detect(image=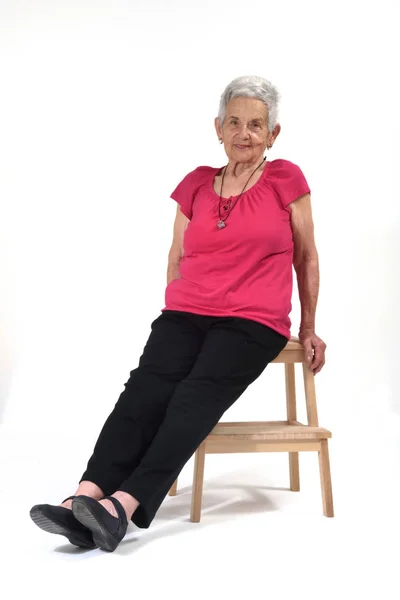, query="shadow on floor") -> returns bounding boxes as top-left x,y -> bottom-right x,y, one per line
54,467 -> 296,556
